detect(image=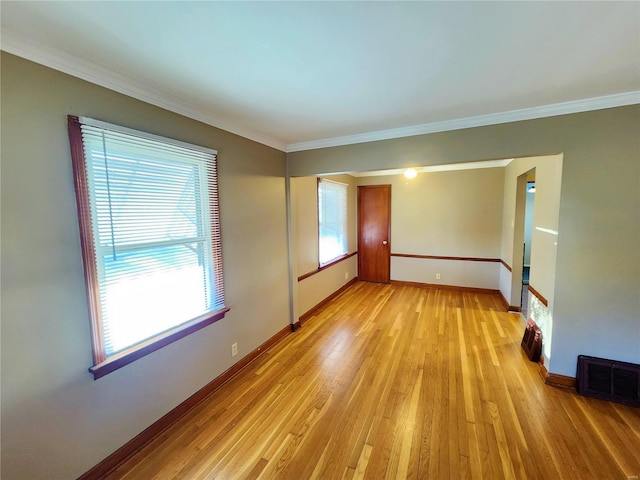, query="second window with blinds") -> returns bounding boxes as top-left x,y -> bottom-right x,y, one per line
318,178 -> 348,266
